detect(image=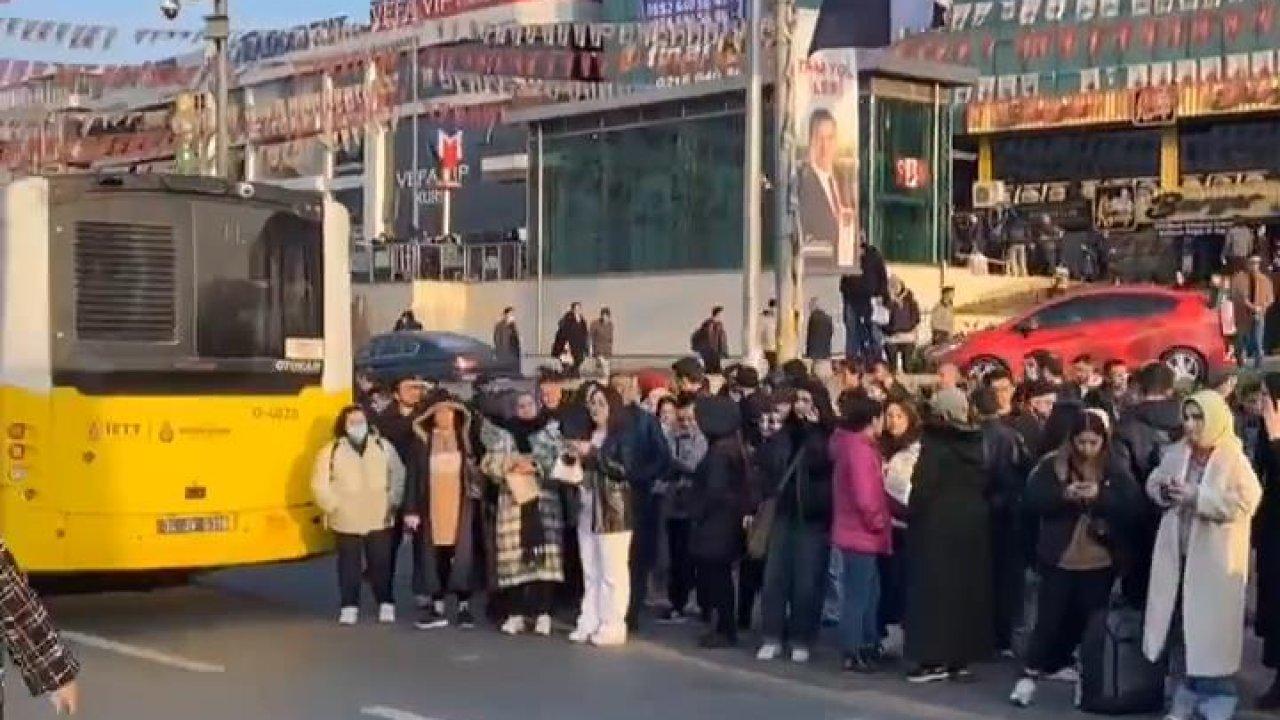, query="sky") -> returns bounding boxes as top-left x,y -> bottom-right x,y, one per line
0,0 -> 370,64
0,0 -> 939,66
